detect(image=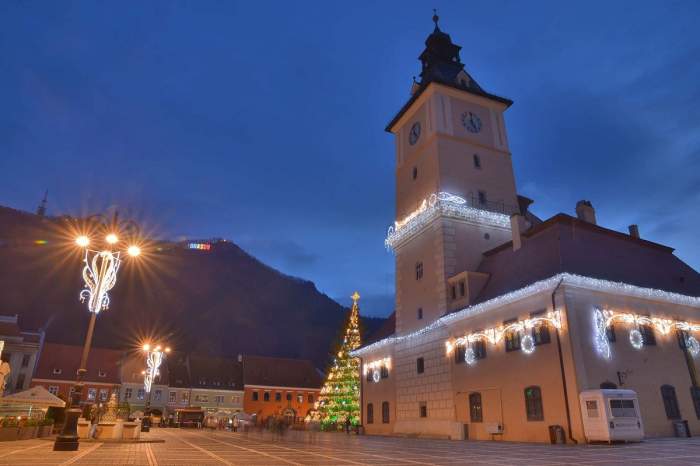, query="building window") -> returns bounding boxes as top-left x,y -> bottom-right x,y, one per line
125,388 -> 133,399
153,390 -> 161,401
380,365 -> 389,379
137,389 -> 145,400
531,311 -> 551,346
21,354 -> 30,368
201,395 -> 208,403
478,190 -> 487,205
169,391 -> 176,403
48,385 -> 59,396
473,340 -> 487,360
52,368 -> 62,375
98,370 -> 107,378
412,166 -> 418,180
308,394 -> 314,403
87,388 -> 97,401
473,154 -> 482,169
263,392 -> 270,402
451,285 -> 457,300
99,389 -> 108,401
606,324 -> 616,343
419,401 -> 427,418
286,392 -> 292,401
366,370 -> 373,382
252,391 -> 259,401
504,319 -> 521,352
417,308 -> 423,320
215,395 -> 224,403
459,281 -> 466,297
661,385 -> 681,420
15,373 -> 25,390
232,395 -> 240,404
415,262 -> 423,280
297,394 -> 303,403
416,357 -> 425,374
367,403 -> 374,424
182,392 -> 190,402
275,392 -> 281,401
524,386 -> 544,421
469,393 -> 483,422
381,401 -> 390,423
640,322 -> 656,346
454,344 -> 465,364
690,387 -> 700,420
